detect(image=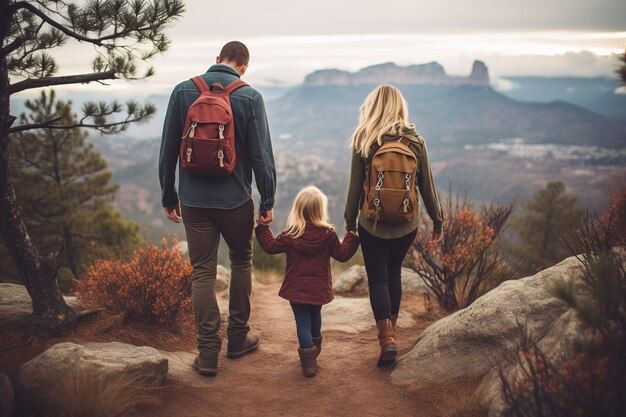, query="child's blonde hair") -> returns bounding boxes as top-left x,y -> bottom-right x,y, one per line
283,186 -> 334,238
